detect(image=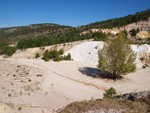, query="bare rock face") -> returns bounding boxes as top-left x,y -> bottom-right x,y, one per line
122,17 -> 150,31
137,31 -> 149,39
